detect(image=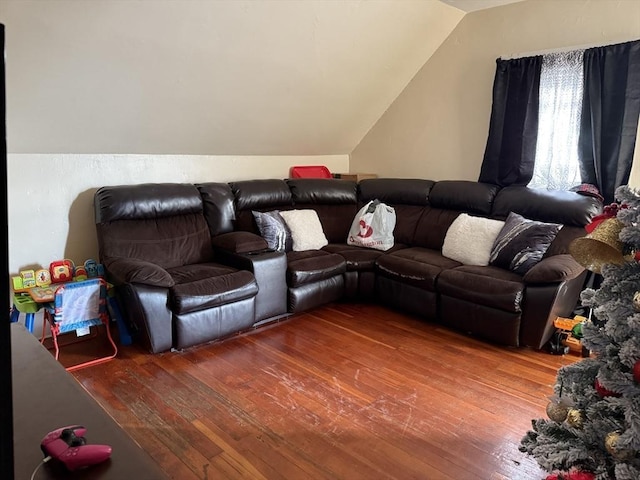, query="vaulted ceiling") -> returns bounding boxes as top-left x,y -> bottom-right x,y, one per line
0,0 -> 521,155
